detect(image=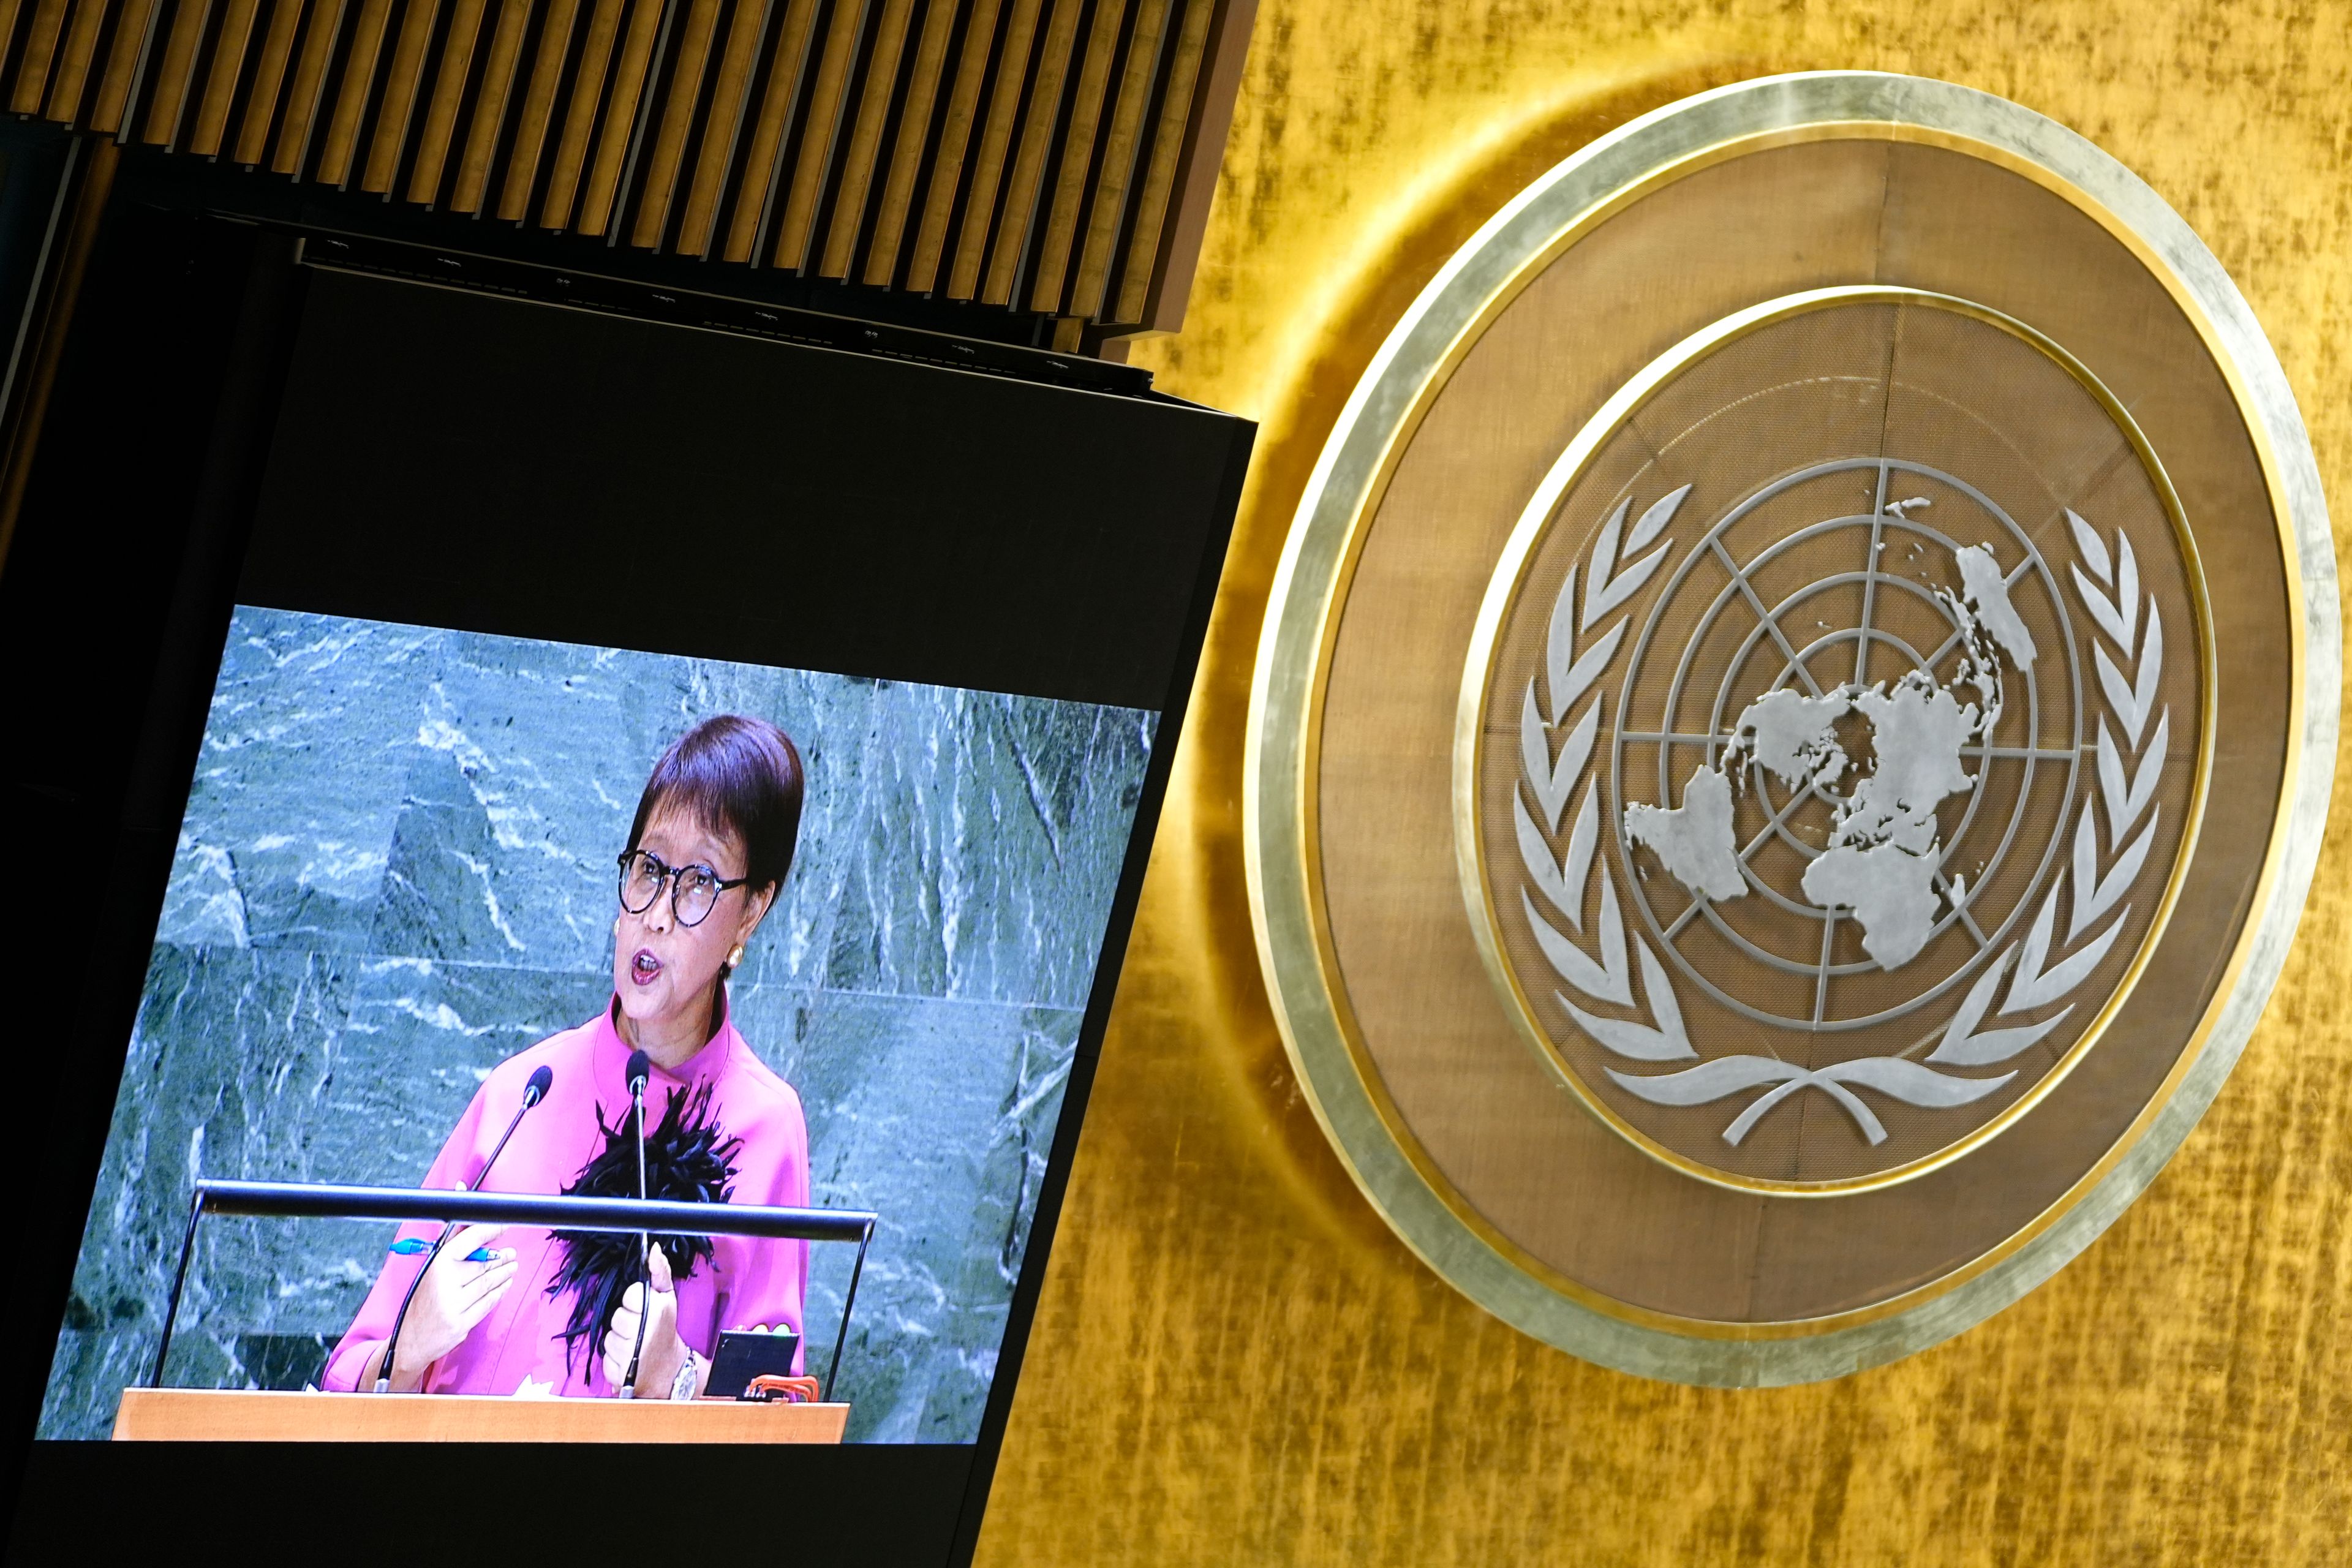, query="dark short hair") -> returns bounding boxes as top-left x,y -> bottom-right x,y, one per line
627,714 -> 805,895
